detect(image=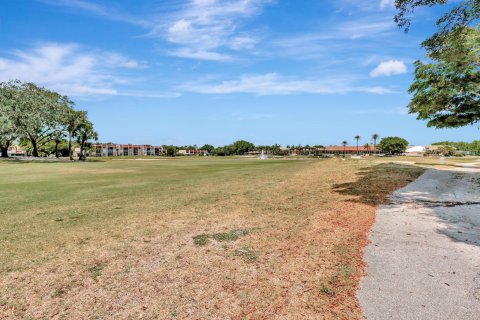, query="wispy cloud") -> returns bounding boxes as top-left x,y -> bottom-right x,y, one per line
379,0 -> 395,10
153,0 -> 270,60
41,0 -> 149,27
0,43 -> 178,98
333,0 -> 396,12
182,73 -> 394,95
46,0 -> 270,61
269,17 -> 398,62
370,60 -> 407,77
